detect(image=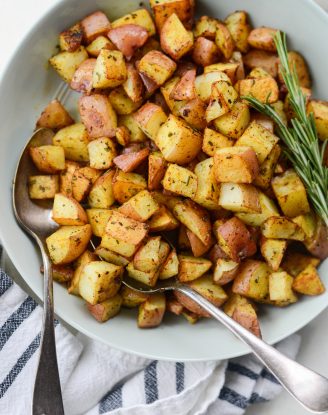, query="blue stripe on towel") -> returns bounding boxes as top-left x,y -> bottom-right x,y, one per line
144,361 -> 158,404
219,386 -> 248,409
0,270 -> 13,297
99,384 -> 123,413
249,392 -> 268,404
261,368 -> 279,384
0,297 -> 37,351
175,362 -> 185,394
227,362 -> 259,380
